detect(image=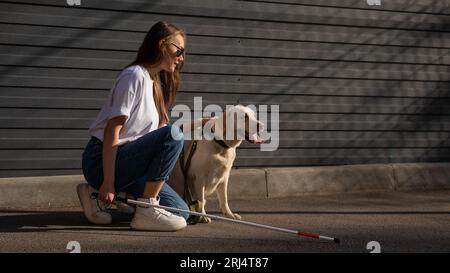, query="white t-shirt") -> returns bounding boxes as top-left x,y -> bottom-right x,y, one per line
89,65 -> 160,146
